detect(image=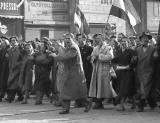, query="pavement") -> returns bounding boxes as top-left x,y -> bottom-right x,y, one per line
0,97 -> 160,123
